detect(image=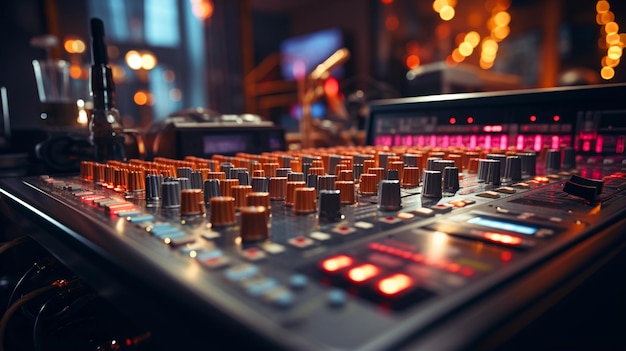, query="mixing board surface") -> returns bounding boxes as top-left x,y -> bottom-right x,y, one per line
1,145 -> 625,350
